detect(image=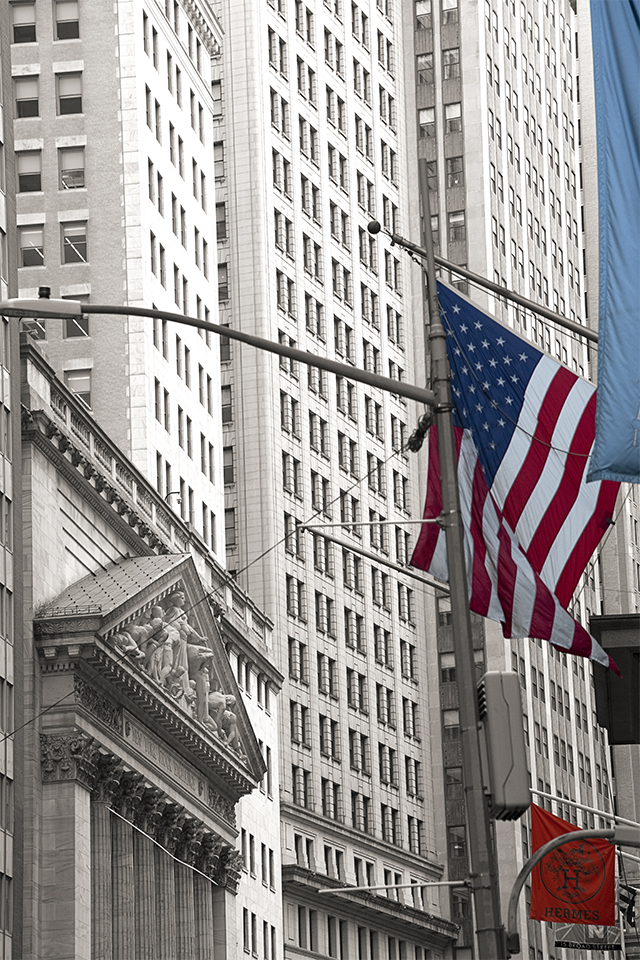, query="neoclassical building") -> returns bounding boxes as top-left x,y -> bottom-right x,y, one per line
17,337 -> 280,959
